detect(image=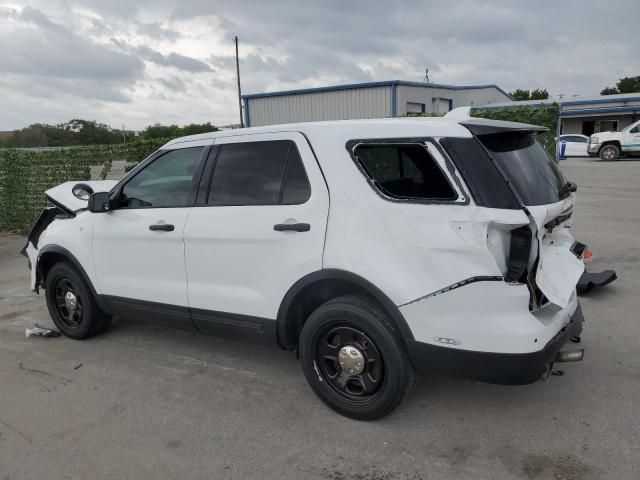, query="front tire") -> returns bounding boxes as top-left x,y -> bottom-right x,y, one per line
299,295 -> 413,420
599,144 -> 620,161
44,262 -> 112,339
